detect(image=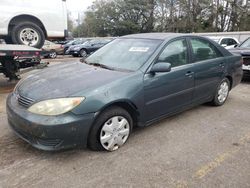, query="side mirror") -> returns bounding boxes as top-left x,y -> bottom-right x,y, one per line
234,44 -> 238,48
151,62 -> 171,73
